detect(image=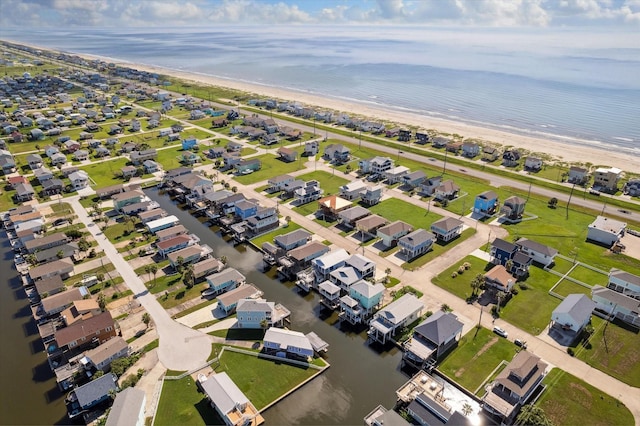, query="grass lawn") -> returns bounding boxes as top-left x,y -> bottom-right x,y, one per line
250,222 -> 303,247
79,158 -> 130,189
0,188 -> 20,212
433,255 -> 491,300
232,153 -> 306,185
550,256 -> 575,275
215,350 -> 319,410
368,198 -> 443,230
573,317 -> 640,387
402,228 -> 476,270
552,279 -> 592,297
155,147 -> 196,170
158,282 -> 209,309
103,218 -> 141,243
567,264 -> 607,286
145,273 -> 182,294
154,376 -> 224,426
538,368 -> 633,426
172,299 -> 217,319
438,327 -> 517,392
296,170 -> 350,196
499,267 -> 563,335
